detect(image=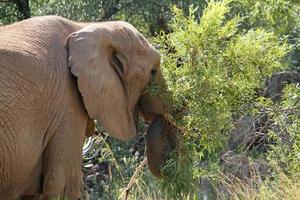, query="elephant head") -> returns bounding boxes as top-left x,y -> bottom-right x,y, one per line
66,21 -> 160,140
66,21 -> 178,178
